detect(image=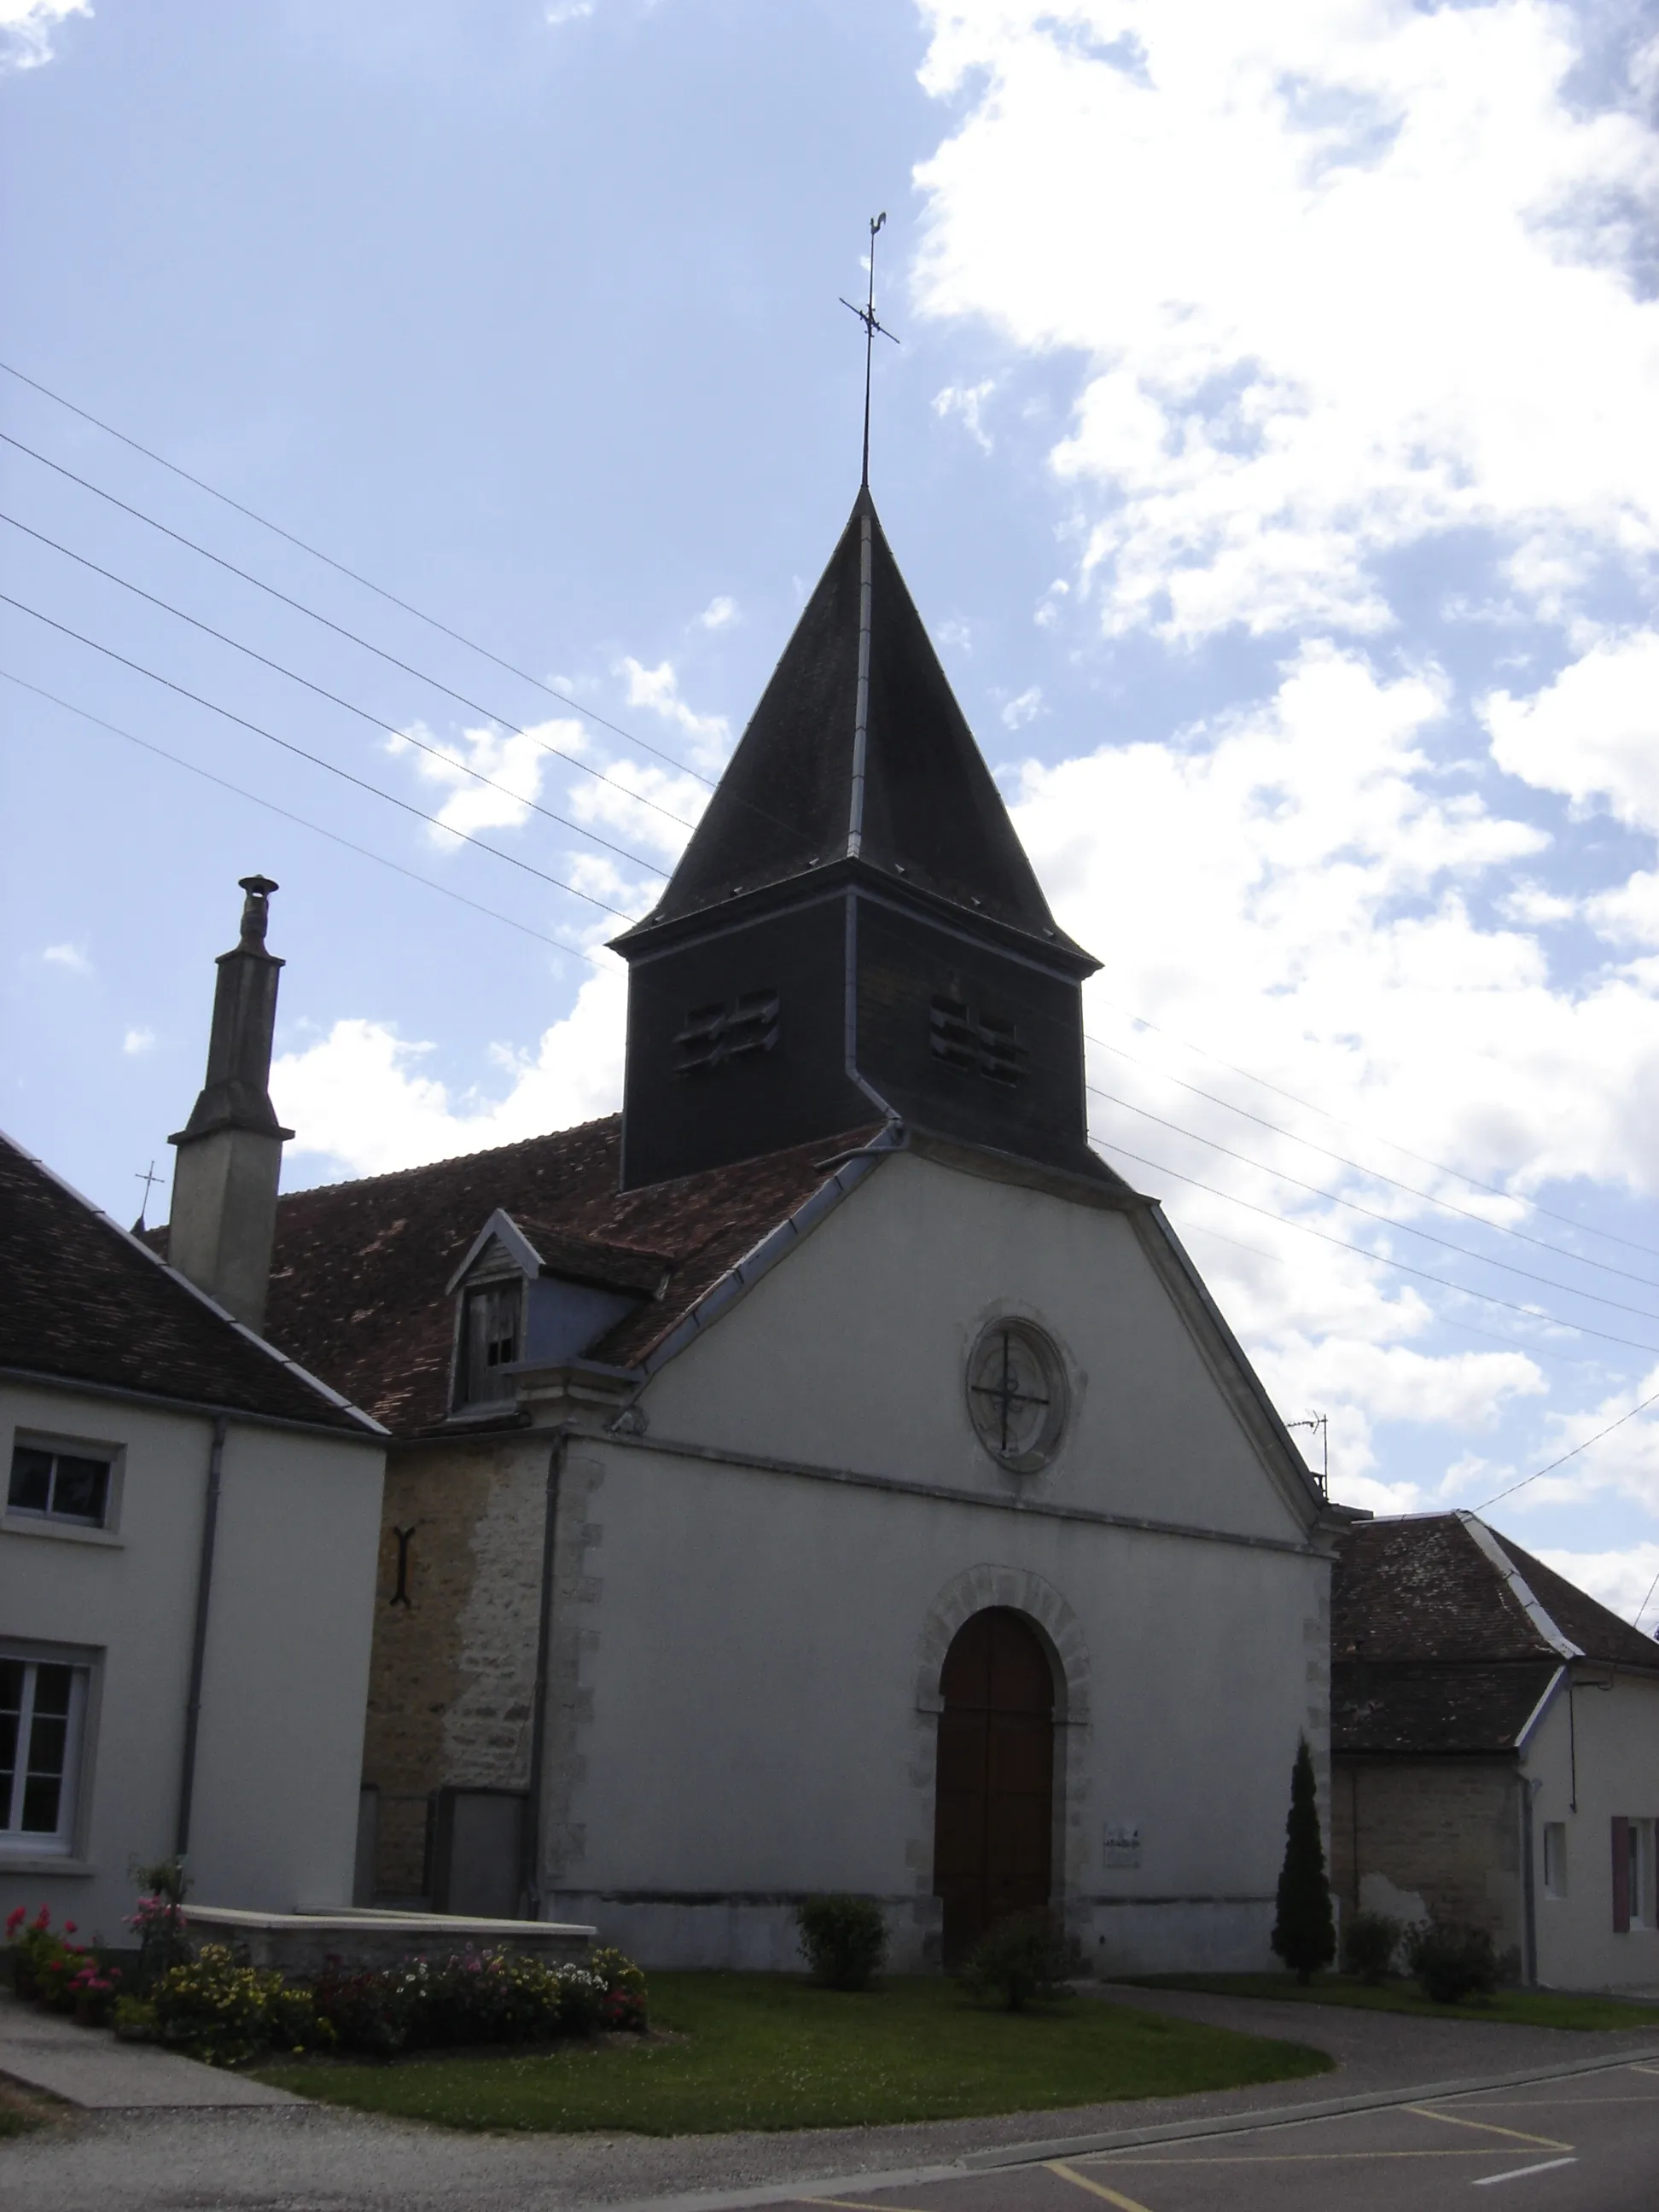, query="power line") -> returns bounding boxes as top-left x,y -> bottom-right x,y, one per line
1088,994 -> 1659,1264
1471,1384 -> 1659,1511
1,513 -> 669,880
0,355 -> 716,785
0,593 -> 641,922
1087,1081 -> 1659,1324
0,429 -> 702,835
1090,1131 -> 1659,1357
1088,1027 -> 1659,1295
0,667 -> 585,955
